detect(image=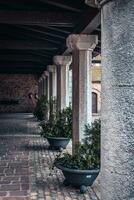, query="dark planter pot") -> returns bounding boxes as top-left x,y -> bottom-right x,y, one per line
46,137 -> 70,151
55,163 -> 99,193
